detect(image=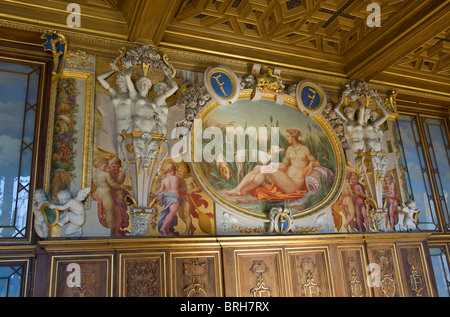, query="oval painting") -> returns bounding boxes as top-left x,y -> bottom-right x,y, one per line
192,93 -> 344,219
